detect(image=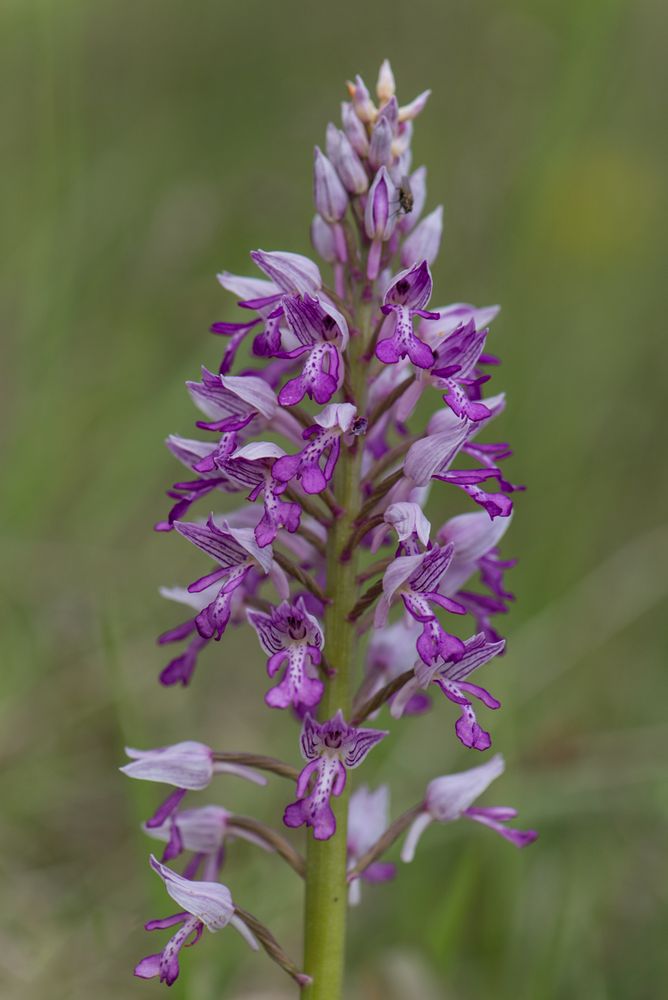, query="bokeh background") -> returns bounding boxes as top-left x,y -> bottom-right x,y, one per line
3,1 -> 667,997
